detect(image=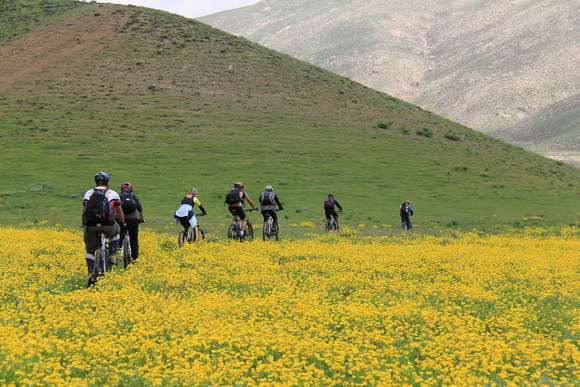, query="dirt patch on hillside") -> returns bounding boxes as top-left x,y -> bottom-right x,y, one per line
0,6 -> 129,92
